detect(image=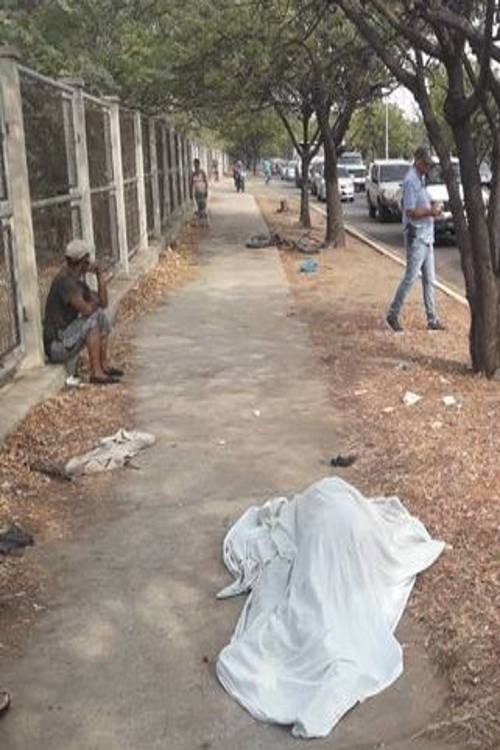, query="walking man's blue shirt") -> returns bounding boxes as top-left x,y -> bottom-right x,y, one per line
402,165 -> 434,244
